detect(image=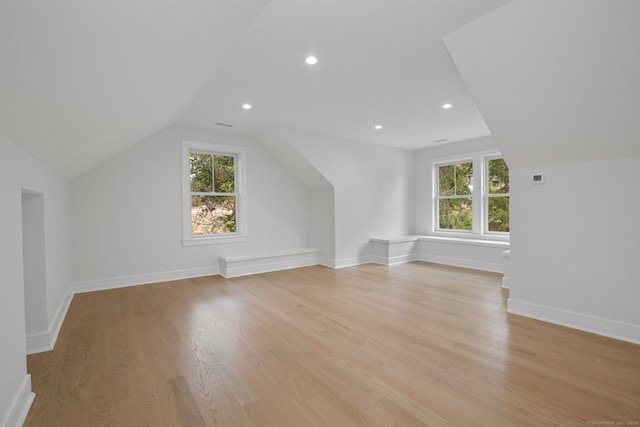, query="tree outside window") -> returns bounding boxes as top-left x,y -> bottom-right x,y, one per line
486,158 -> 510,233
437,161 -> 473,231
433,153 -> 510,237
182,140 -> 246,246
189,152 -> 237,235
